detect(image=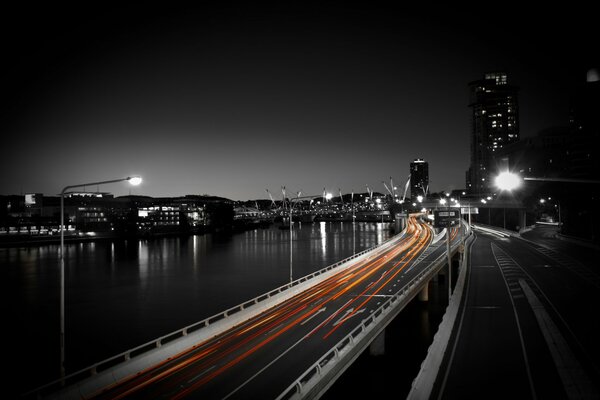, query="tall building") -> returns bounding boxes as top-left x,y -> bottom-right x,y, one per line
466,72 -> 519,195
568,68 -> 600,178
410,158 -> 428,200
